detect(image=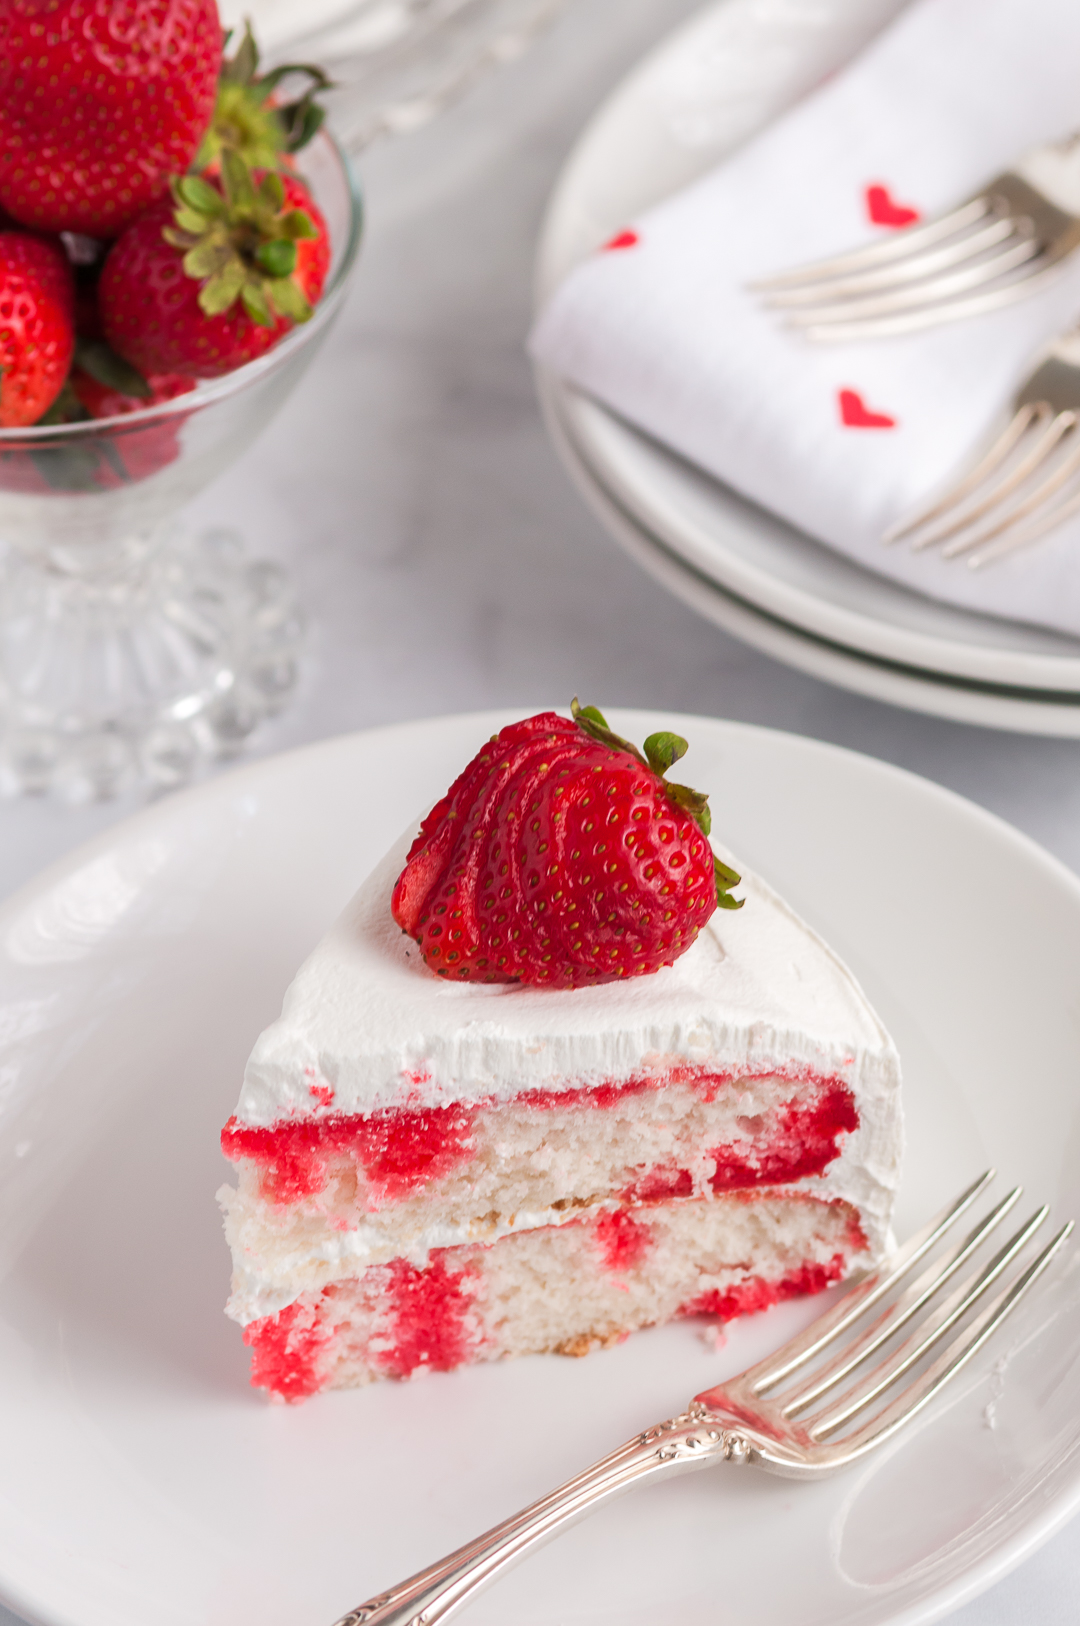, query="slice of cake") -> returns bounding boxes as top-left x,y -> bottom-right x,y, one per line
220,706 -> 902,1400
